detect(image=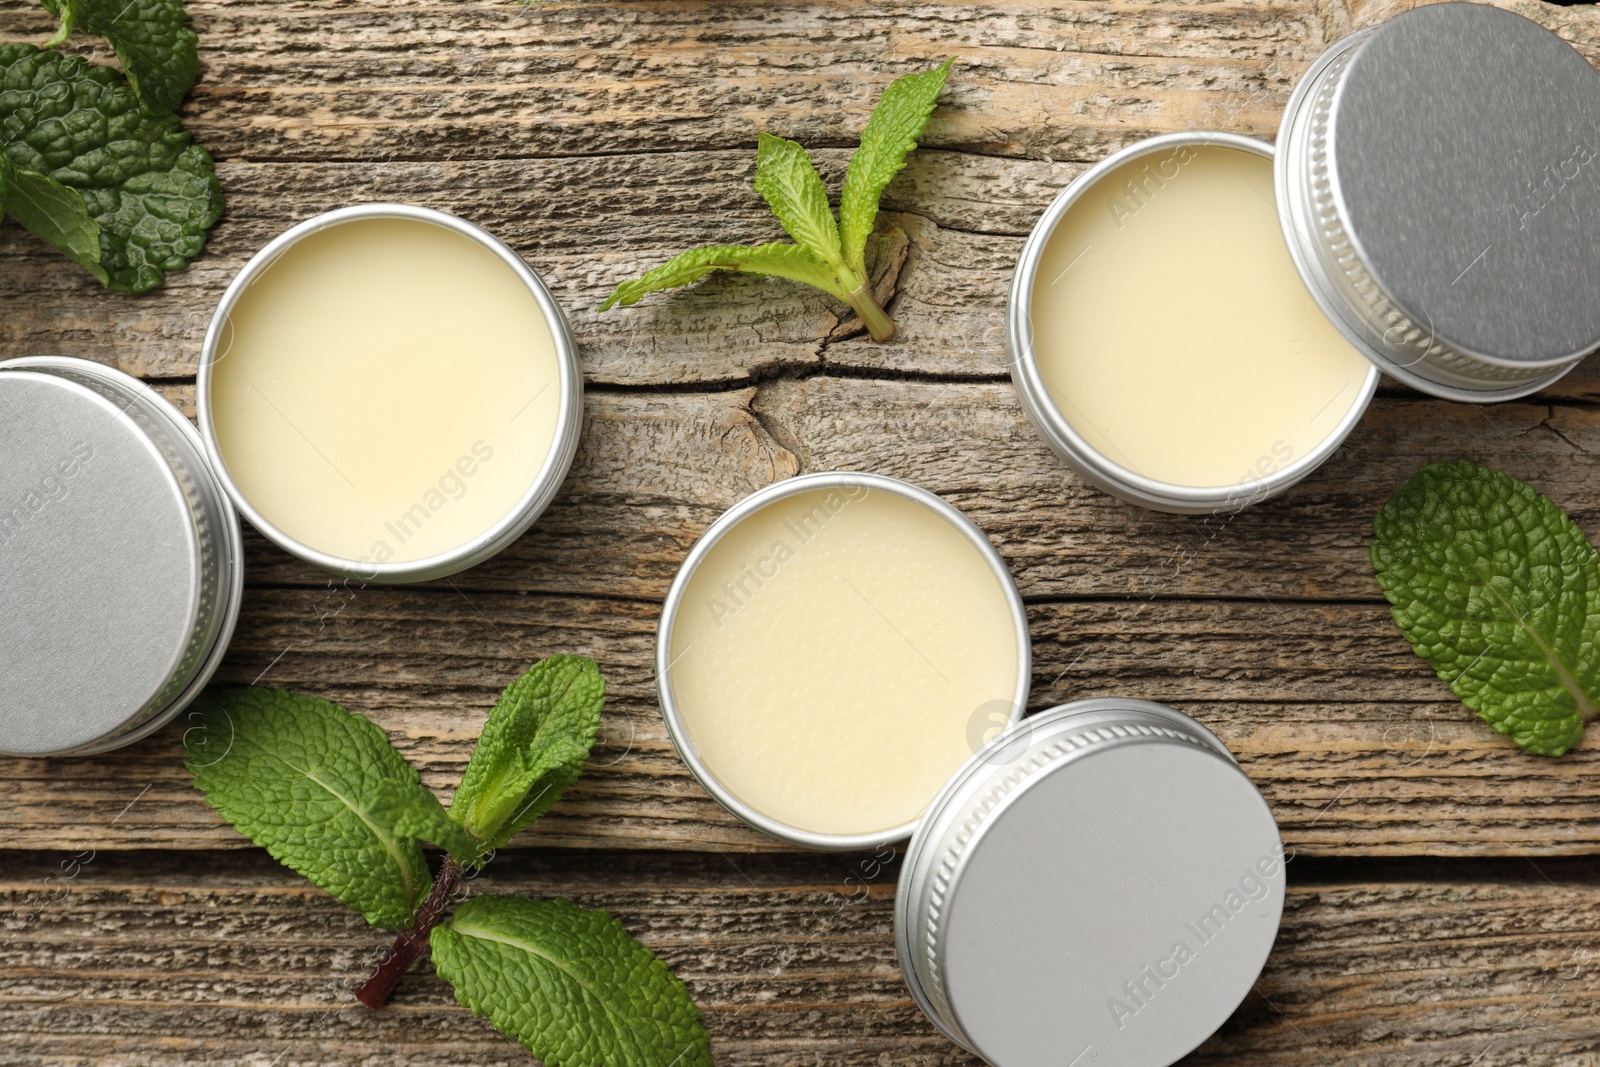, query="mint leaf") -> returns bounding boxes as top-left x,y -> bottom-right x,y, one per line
753,132 -> 843,269
0,44 -> 221,291
450,656 -> 604,850
600,60 -> 954,342
184,688 -> 433,928
431,895 -> 710,1067
1372,461 -> 1600,756
601,241 -> 845,310
839,59 -> 951,278
42,0 -> 199,114
370,779 -> 484,865
0,154 -> 107,283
